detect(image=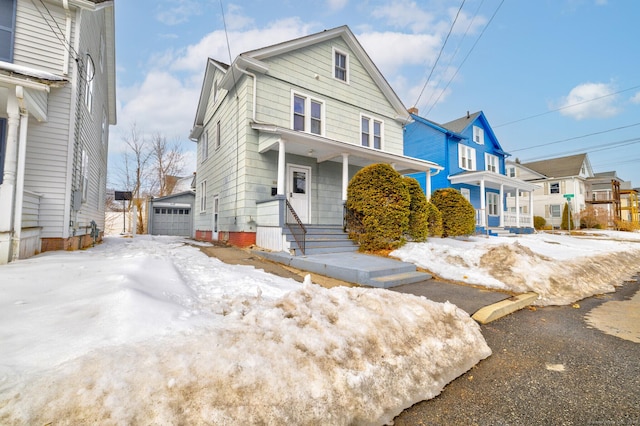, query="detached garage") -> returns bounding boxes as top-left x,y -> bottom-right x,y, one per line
148,191 -> 195,237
